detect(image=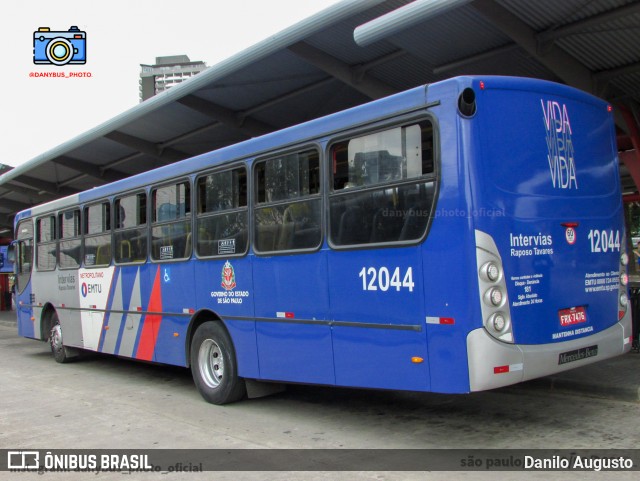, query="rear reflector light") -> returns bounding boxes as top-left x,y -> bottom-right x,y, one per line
426,317 -> 455,325
493,363 -> 523,374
